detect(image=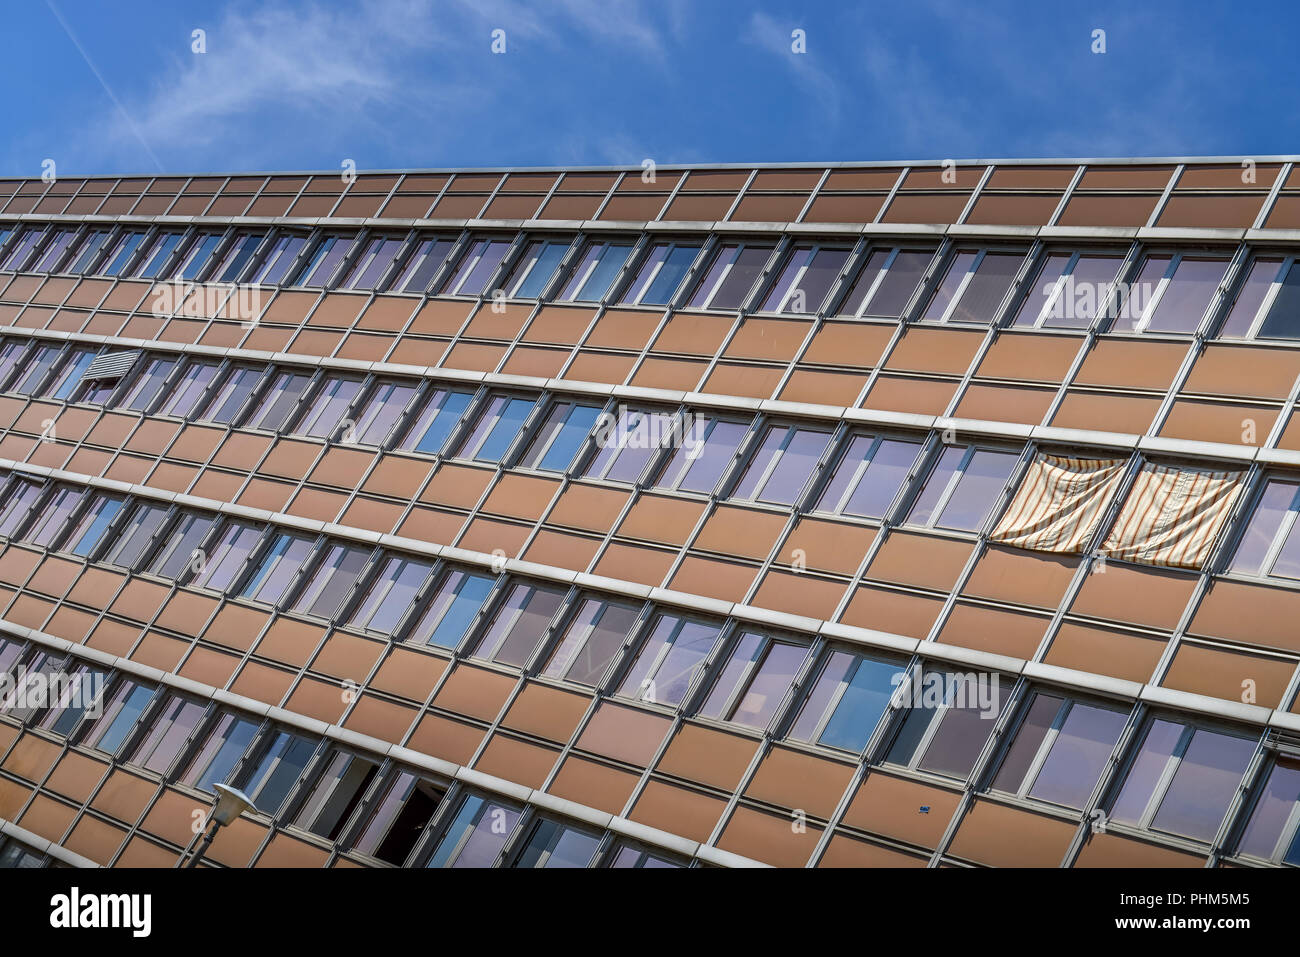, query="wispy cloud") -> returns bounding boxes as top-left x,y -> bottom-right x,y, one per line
743,11 -> 843,123
86,0 -> 675,170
